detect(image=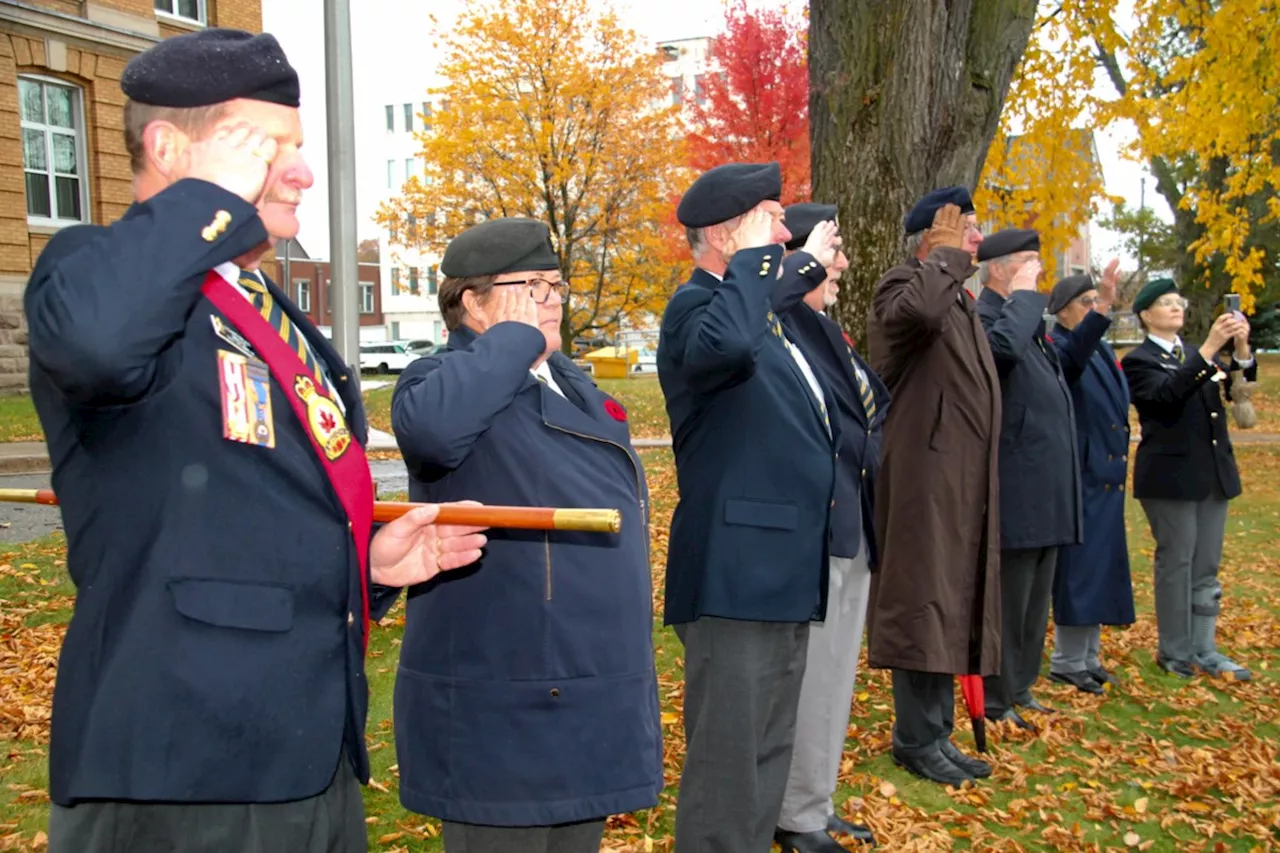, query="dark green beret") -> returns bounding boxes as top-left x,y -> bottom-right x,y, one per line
783,203 -> 837,251
121,28 -> 300,108
677,162 -> 782,228
440,218 -> 559,278
903,186 -> 975,235
1132,277 -> 1177,313
977,228 -> 1040,262
1047,273 -> 1095,314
